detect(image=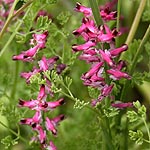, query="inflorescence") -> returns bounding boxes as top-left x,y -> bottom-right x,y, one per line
13,30 -> 66,149
72,2 -> 132,108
